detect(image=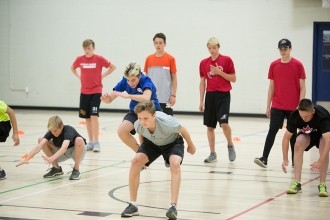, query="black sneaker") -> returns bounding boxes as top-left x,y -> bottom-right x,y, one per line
254,157 -> 267,168
166,205 -> 178,220
0,169 -> 6,180
69,169 -> 81,180
43,166 -> 64,178
121,203 -> 139,217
